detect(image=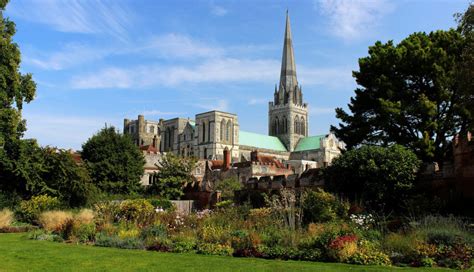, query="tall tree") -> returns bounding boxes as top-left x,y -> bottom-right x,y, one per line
81,126 -> 145,194
332,29 -> 467,162
456,3 -> 474,131
0,0 -> 37,194
147,153 -> 196,199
